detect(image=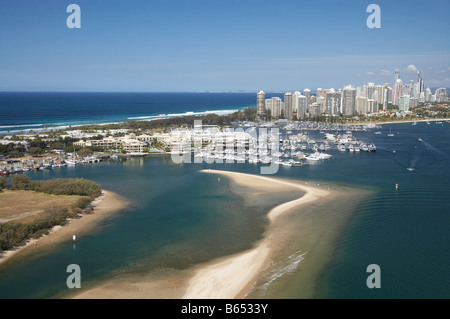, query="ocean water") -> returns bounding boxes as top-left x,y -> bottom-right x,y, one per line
0,92 -> 282,135
0,93 -> 449,298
